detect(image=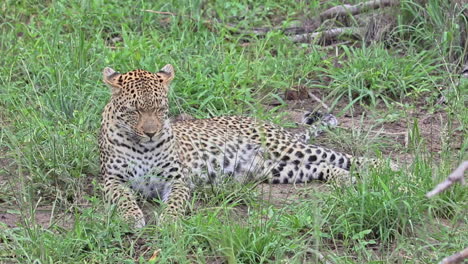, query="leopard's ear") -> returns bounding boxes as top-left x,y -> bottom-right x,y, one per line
103,67 -> 122,94
158,64 -> 174,84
